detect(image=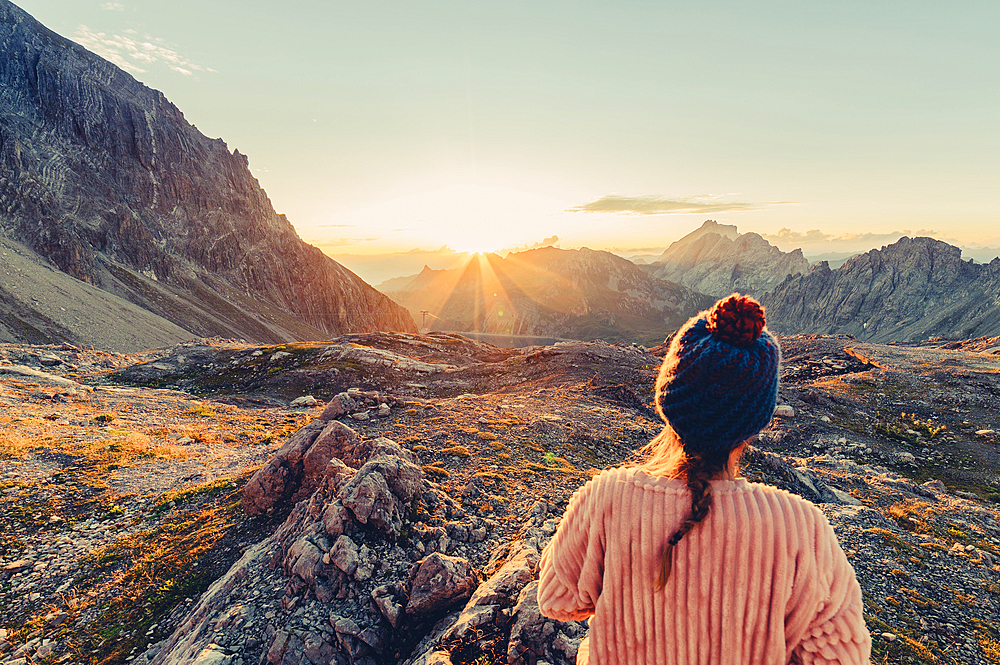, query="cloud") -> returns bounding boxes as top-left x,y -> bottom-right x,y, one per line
100,2 -> 126,10
567,194 -> 794,216
73,25 -> 217,76
314,237 -> 380,248
498,235 -> 560,253
763,228 -> 940,248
